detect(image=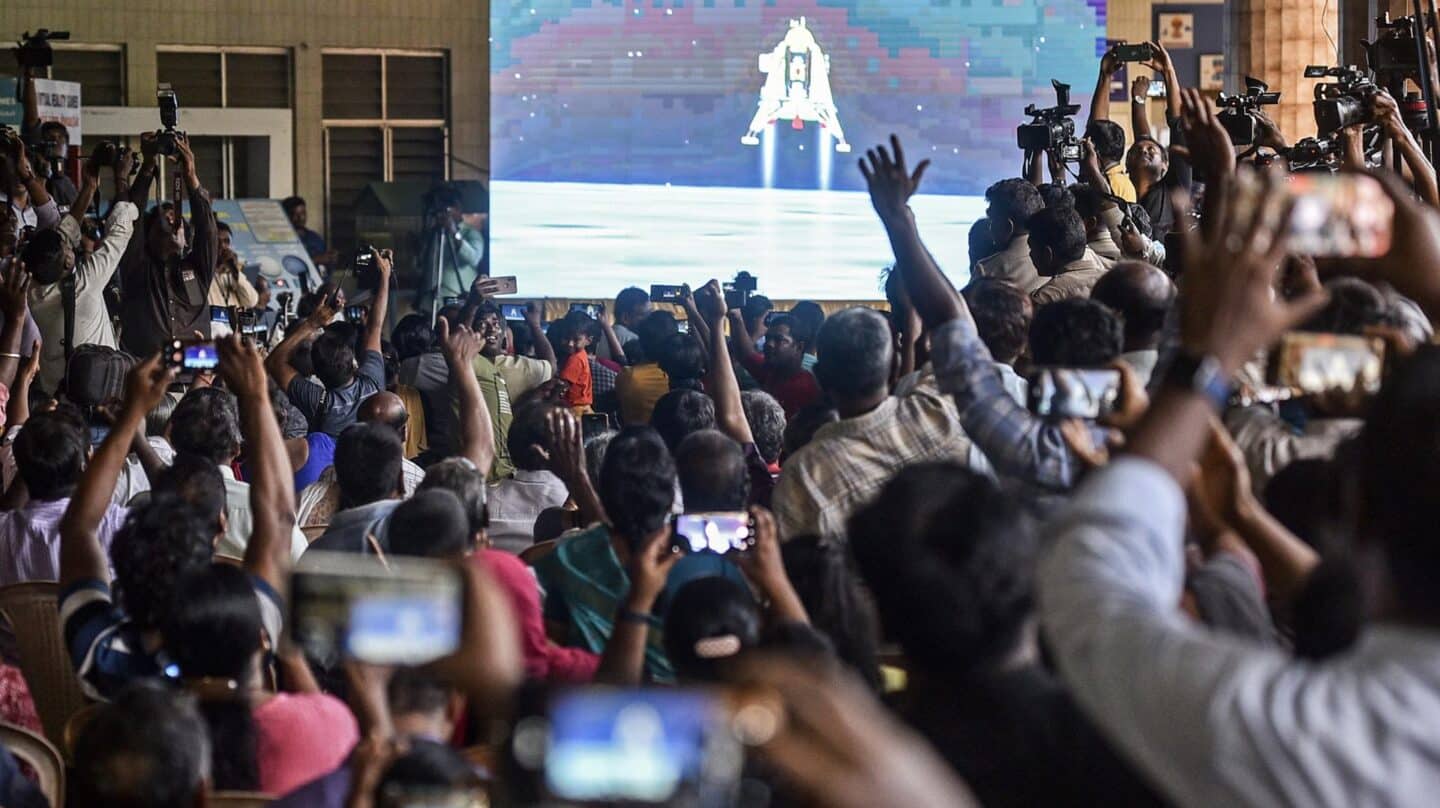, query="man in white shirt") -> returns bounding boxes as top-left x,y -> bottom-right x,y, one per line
25,199 -> 138,394
486,403 -> 570,553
